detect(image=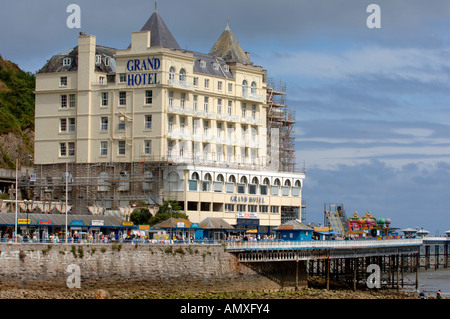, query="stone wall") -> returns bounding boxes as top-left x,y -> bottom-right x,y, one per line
0,243 -> 304,292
